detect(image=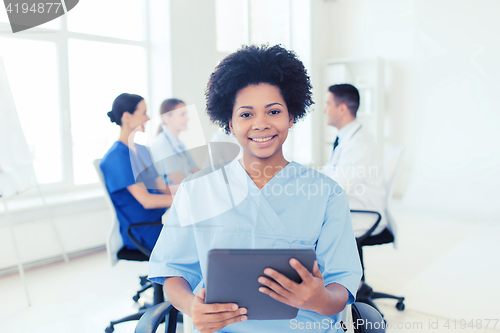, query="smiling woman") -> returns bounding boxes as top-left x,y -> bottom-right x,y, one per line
149,45 -> 362,333
99,93 -> 175,252
230,83 -> 294,188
